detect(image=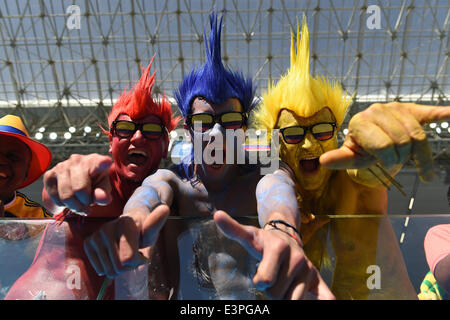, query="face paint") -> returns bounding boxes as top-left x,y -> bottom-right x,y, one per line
187,97 -> 244,184
109,113 -> 167,183
277,107 -> 338,191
